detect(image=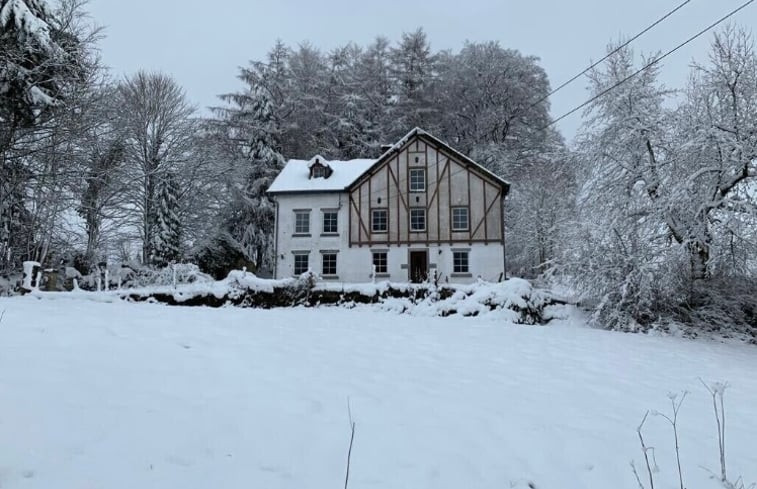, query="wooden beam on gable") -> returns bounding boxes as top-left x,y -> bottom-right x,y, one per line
471,188 -> 502,239
350,192 -> 370,244
387,163 -> 408,211
426,158 -> 449,212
